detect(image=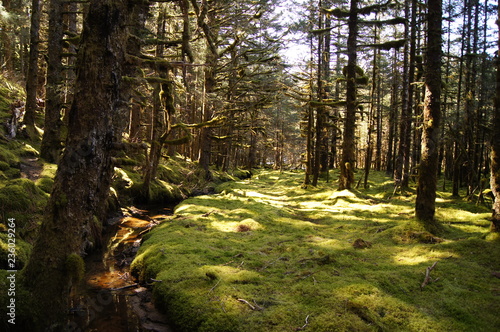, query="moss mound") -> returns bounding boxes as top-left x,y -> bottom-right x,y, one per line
133,170 -> 500,332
